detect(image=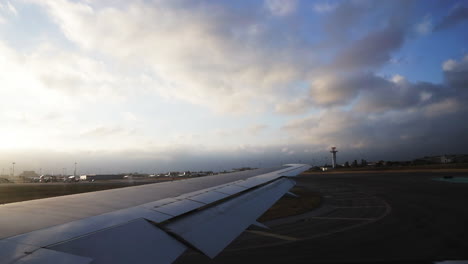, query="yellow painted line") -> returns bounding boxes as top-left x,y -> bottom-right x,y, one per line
246,230 -> 301,241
